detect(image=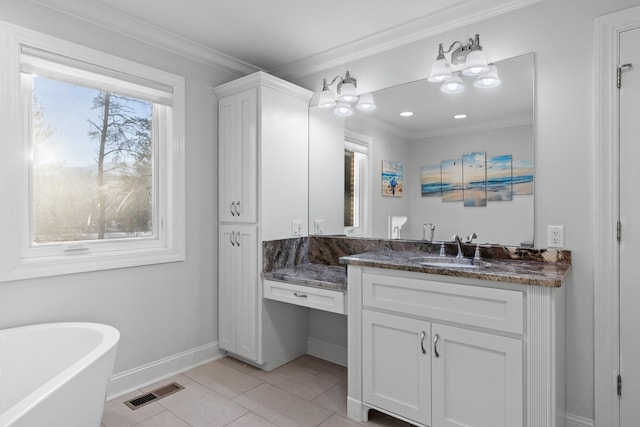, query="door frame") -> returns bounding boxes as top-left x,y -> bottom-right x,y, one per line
594,6 -> 640,427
